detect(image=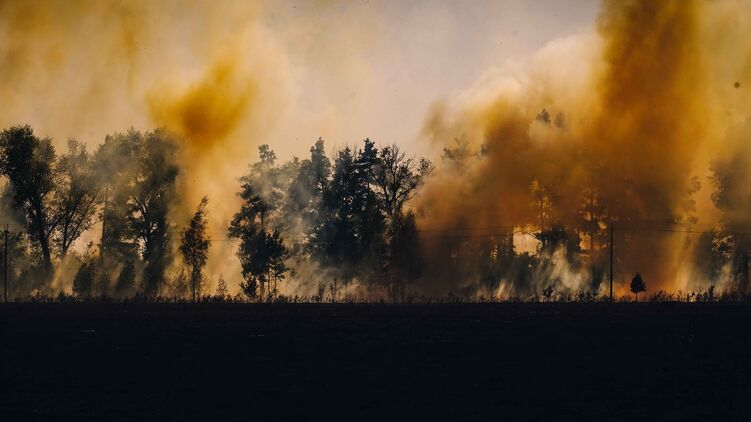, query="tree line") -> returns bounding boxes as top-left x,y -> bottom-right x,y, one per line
1,112 -> 750,302
227,138 -> 432,301
0,125 -> 431,301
